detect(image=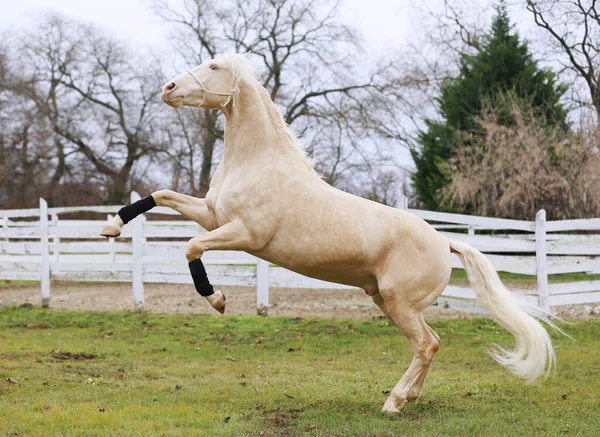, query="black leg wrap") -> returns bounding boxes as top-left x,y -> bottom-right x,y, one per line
118,195 -> 157,224
189,258 -> 214,297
